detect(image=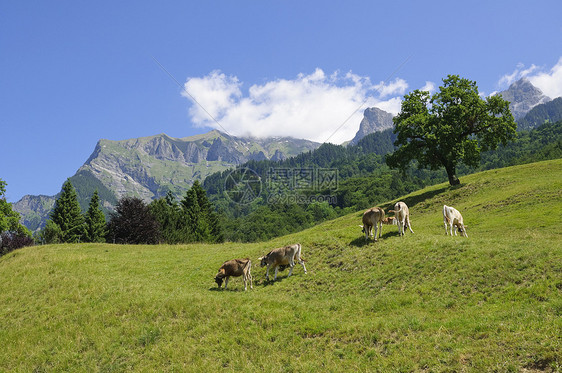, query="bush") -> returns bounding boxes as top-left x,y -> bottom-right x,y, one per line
107,197 -> 160,244
0,231 -> 34,256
